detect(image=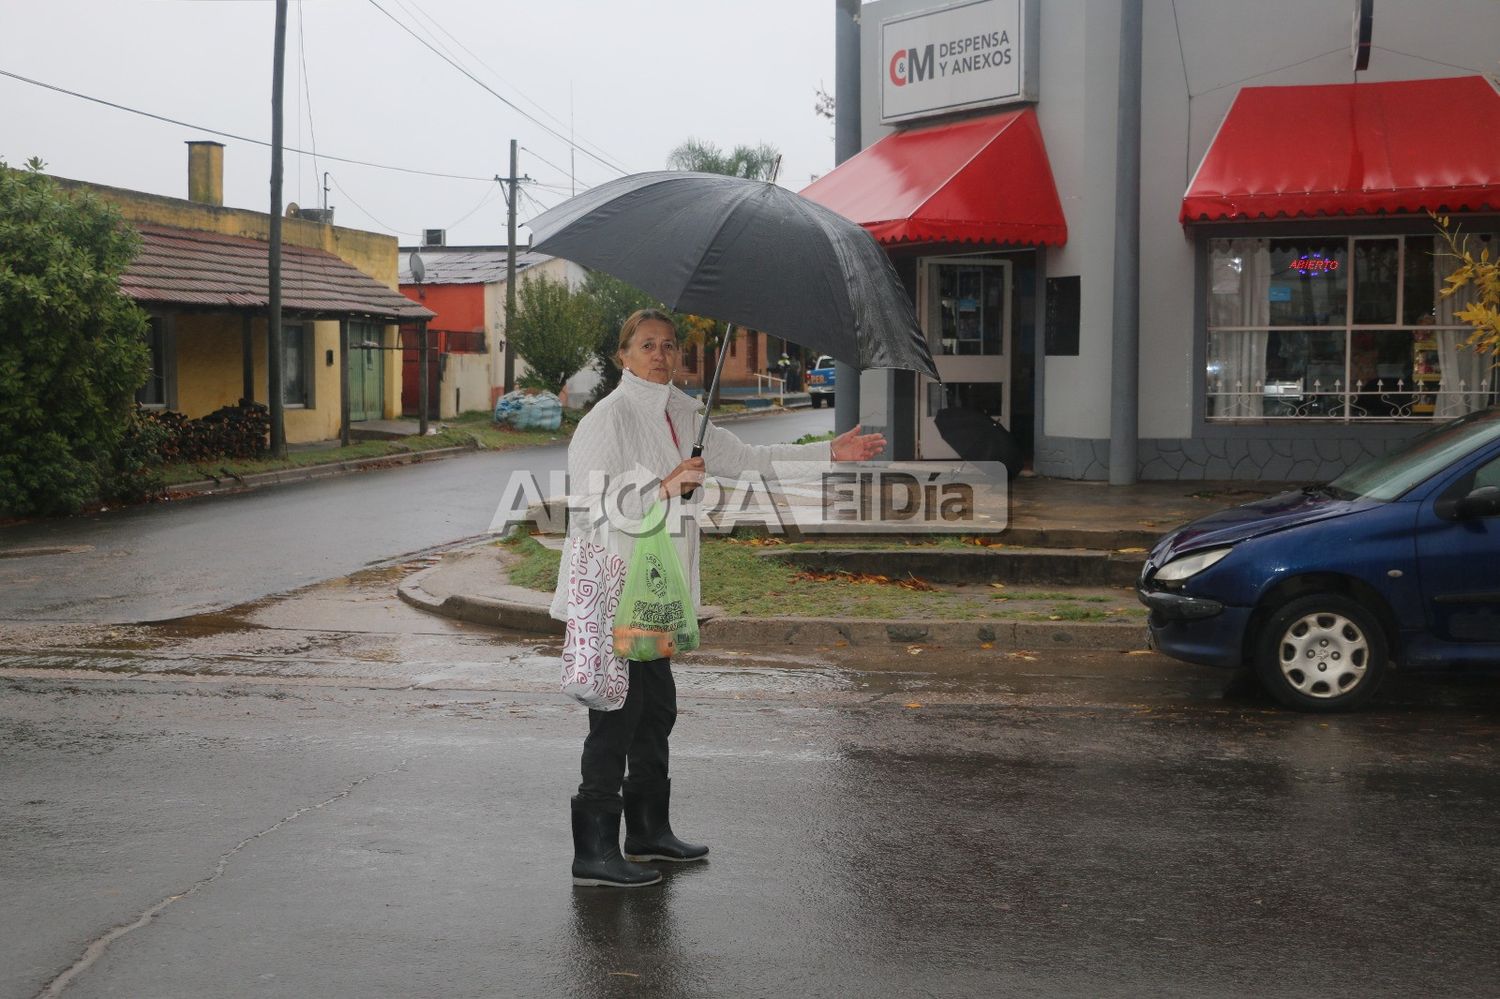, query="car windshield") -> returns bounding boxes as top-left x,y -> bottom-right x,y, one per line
1329,407 -> 1500,501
